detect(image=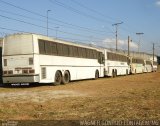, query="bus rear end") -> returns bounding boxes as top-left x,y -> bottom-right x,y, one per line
2,33 -> 39,84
